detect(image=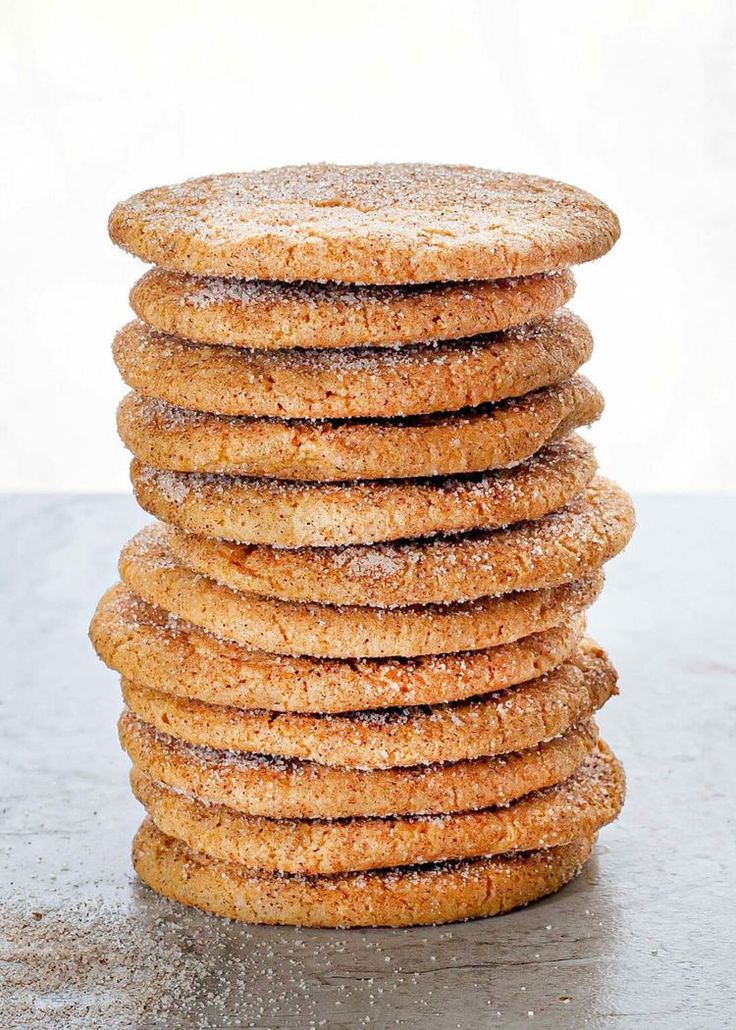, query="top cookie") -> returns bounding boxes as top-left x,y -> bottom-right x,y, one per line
109,164 -> 620,284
